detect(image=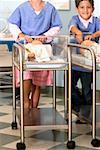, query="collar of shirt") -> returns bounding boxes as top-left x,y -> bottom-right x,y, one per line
78,15 -> 93,28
